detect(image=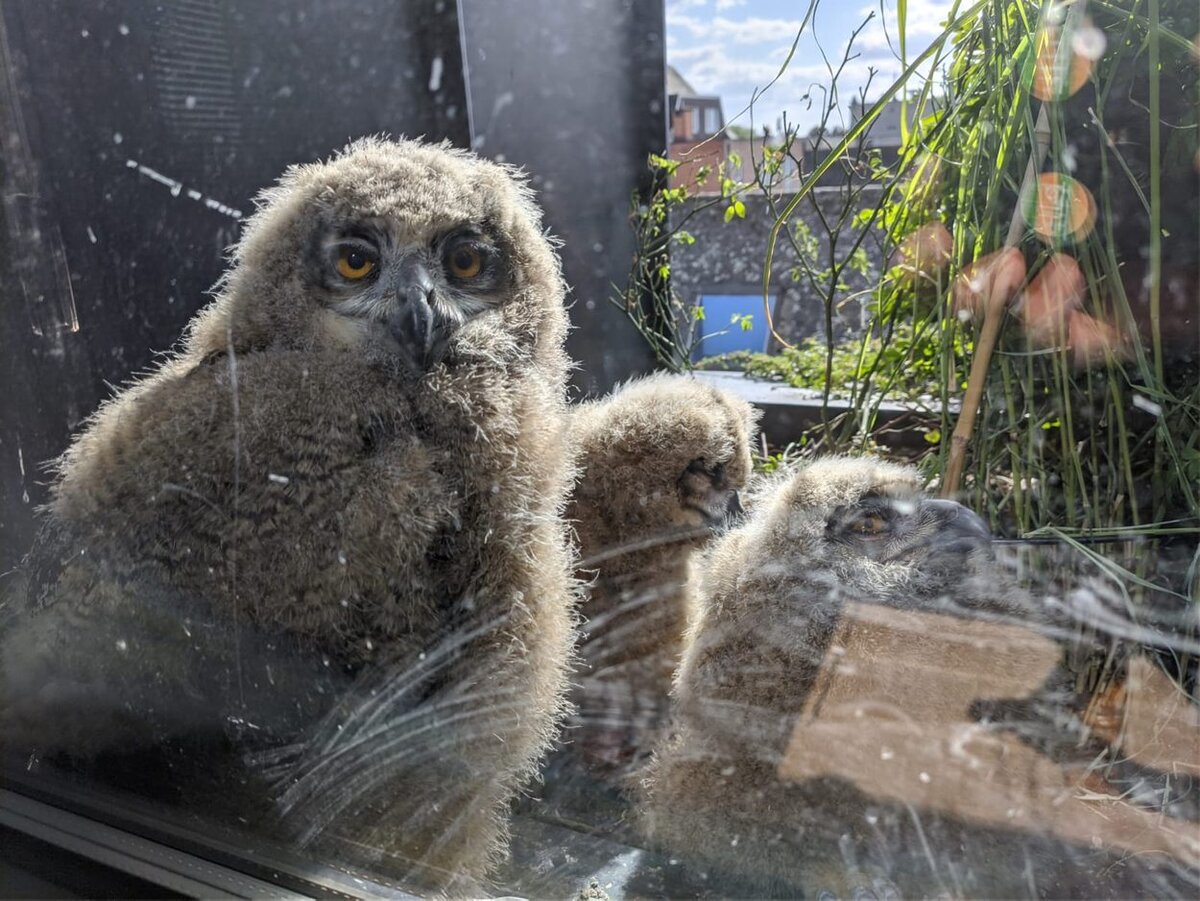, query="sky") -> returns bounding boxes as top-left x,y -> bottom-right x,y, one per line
666,0 -> 957,134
